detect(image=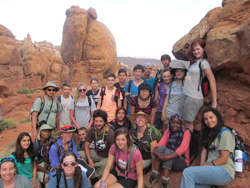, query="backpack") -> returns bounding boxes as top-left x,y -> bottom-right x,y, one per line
125,80 -> 137,103
198,59 -> 216,96
57,95 -> 73,103
100,86 -> 121,107
184,128 -> 199,165
218,127 -> 248,170
154,69 -> 163,85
